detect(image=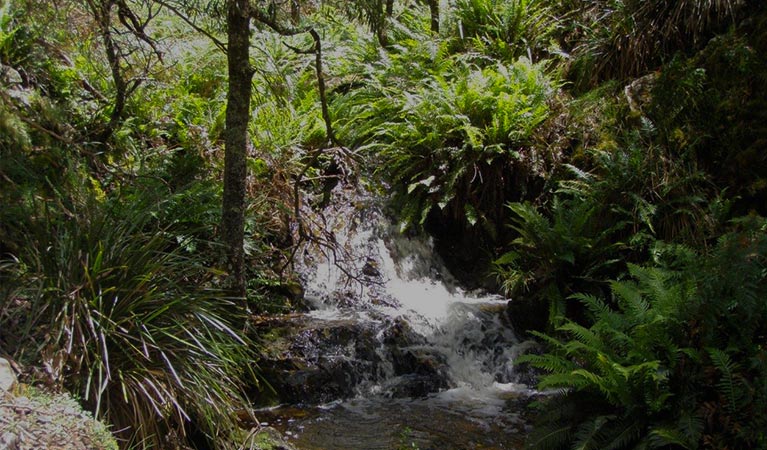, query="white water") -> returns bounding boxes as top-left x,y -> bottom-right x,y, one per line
298,186 -> 532,398
263,186 -> 535,449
